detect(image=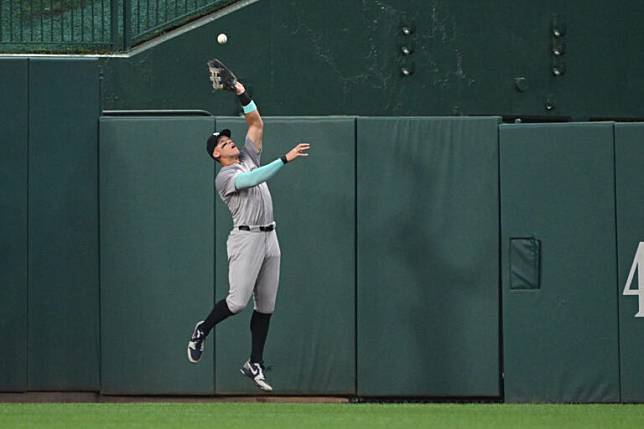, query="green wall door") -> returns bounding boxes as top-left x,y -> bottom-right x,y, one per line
500,123 -> 620,402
